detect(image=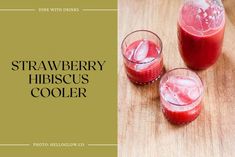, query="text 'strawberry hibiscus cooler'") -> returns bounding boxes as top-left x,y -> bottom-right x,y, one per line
121,30 -> 163,84
178,0 -> 225,69
160,68 -> 204,125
